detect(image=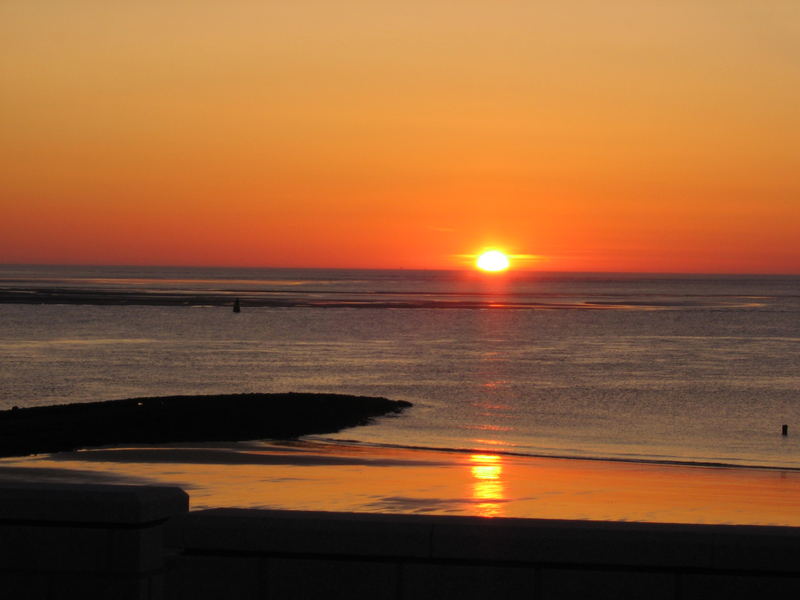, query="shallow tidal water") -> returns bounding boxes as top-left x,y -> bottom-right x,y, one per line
2,440 -> 800,526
